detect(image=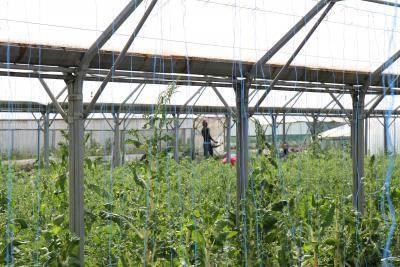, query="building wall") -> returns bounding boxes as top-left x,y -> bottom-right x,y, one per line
0,116 -> 226,159
2,116 -> 396,159
367,118 -> 400,155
